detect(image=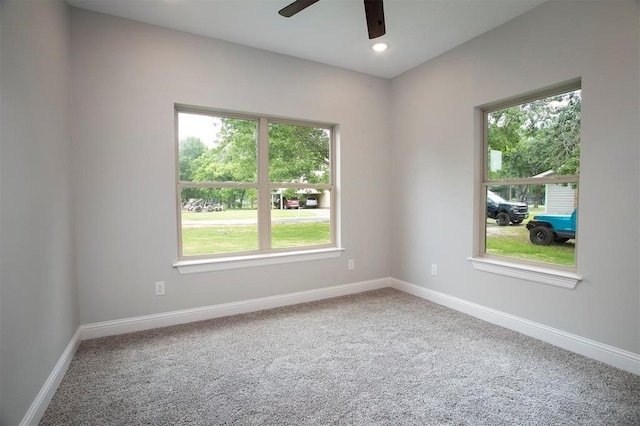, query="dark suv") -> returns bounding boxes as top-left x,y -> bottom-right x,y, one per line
487,190 -> 529,226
